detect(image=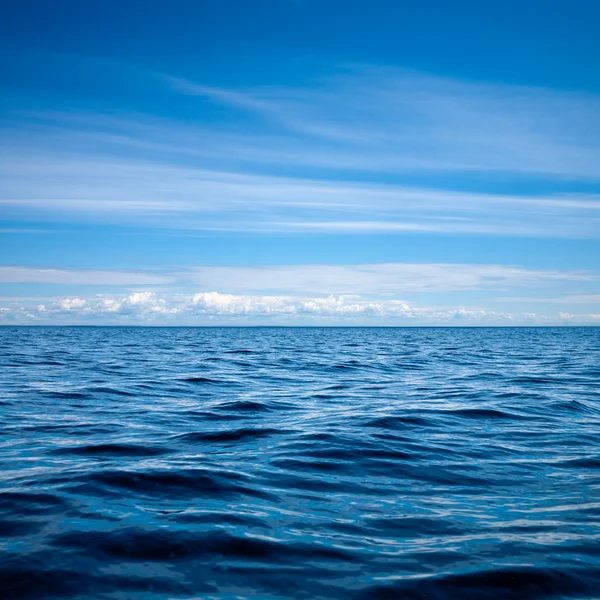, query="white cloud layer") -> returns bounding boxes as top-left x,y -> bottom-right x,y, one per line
0,266 -> 174,286
181,263 -> 595,295
1,291 -> 598,325
1,151 -> 599,238
1,64 -> 599,238
2,263 -> 595,295
169,66 -> 600,179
